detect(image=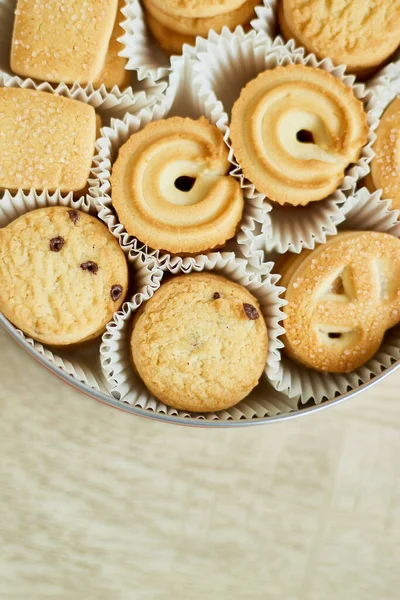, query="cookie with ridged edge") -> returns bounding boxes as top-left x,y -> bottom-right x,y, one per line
0,207 -> 128,346
279,231 -> 400,373
279,0 -> 400,77
145,11 -> 194,55
230,65 -> 368,206
144,0 -> 258,37
131,273 -> 268,412
367,97 -> 400,211
111,116 -> 244,254
149,0 -> 246,18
